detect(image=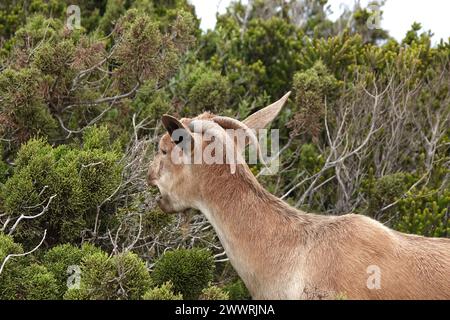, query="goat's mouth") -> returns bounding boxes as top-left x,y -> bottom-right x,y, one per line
152,189 -> 164,207
150,186 -> 187,214
149,186 -> 166,210
153,193 -> 176,214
